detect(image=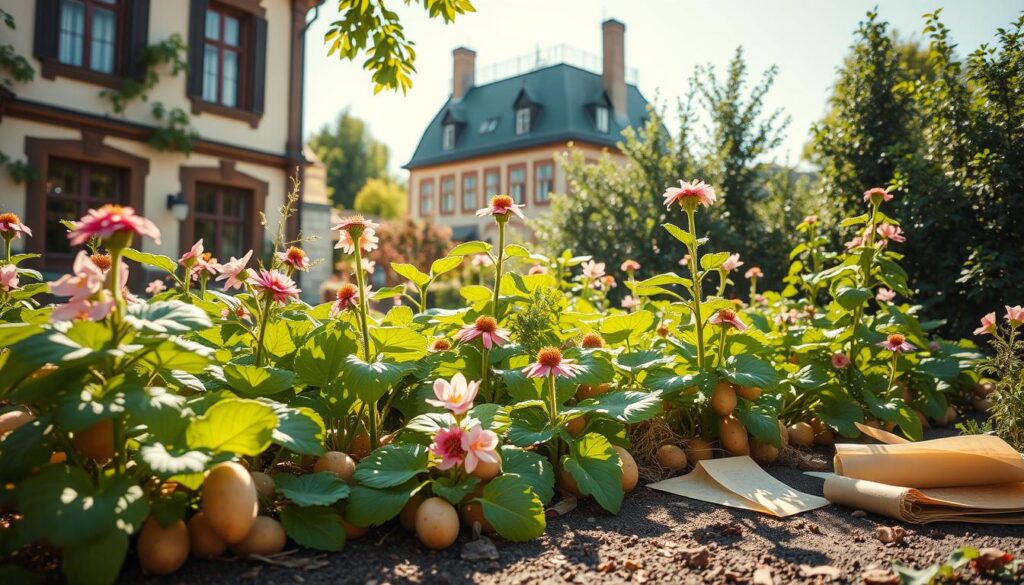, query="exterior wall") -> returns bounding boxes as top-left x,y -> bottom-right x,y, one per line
407,141 -> 617,243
